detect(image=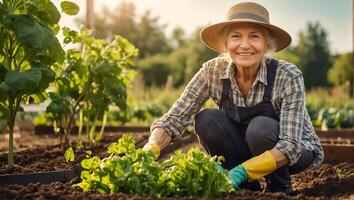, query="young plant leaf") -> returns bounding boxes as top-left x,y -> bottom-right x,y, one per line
64,147 -> 75,162
61,1 -> 80,16
75,134 -> 233,197
37,1 -> 61,24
